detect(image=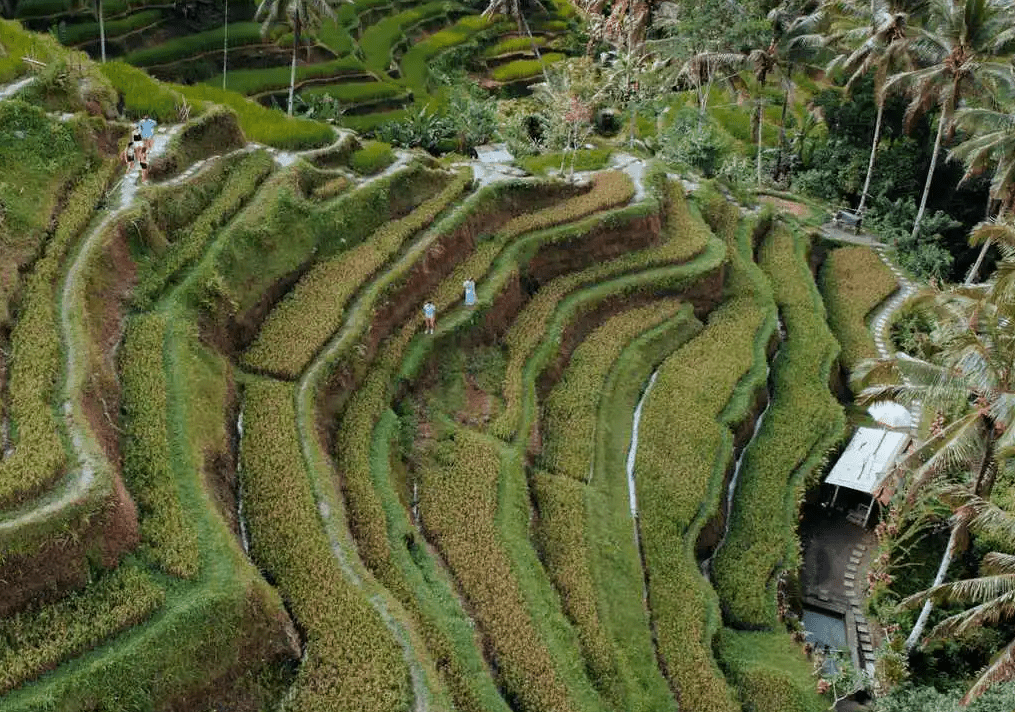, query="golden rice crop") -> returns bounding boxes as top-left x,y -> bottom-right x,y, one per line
712,224 -> 845,629
419,427 -> 580,712
0,565 -> 164,694
490,183 -> 715,440
119,313 -> 200,578
819,246 -> 898,369
717,629 -> 828,712
0,161 -> 116,510
540,299 -> 688,480
243,169 -> 470,377
240,379 -> 411,712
